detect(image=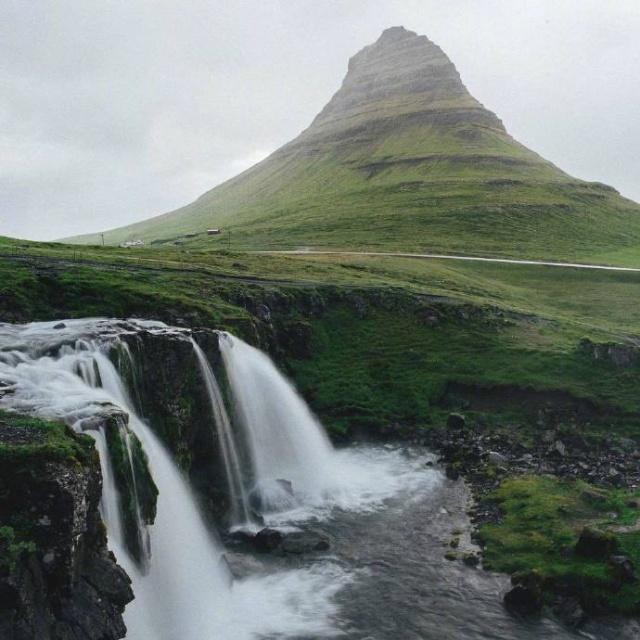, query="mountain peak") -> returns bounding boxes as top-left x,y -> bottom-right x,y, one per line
303,26 -> 504,142
376,25 -> 418,43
